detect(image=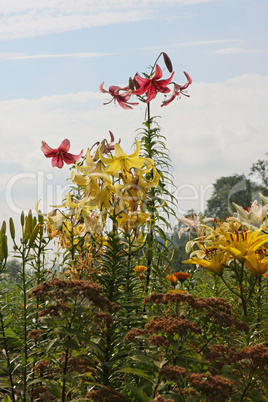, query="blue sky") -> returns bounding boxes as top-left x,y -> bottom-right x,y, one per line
0,0 -> 268,226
